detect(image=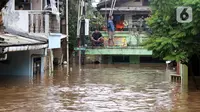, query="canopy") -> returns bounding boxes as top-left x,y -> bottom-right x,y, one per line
0,33 -> 48,53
